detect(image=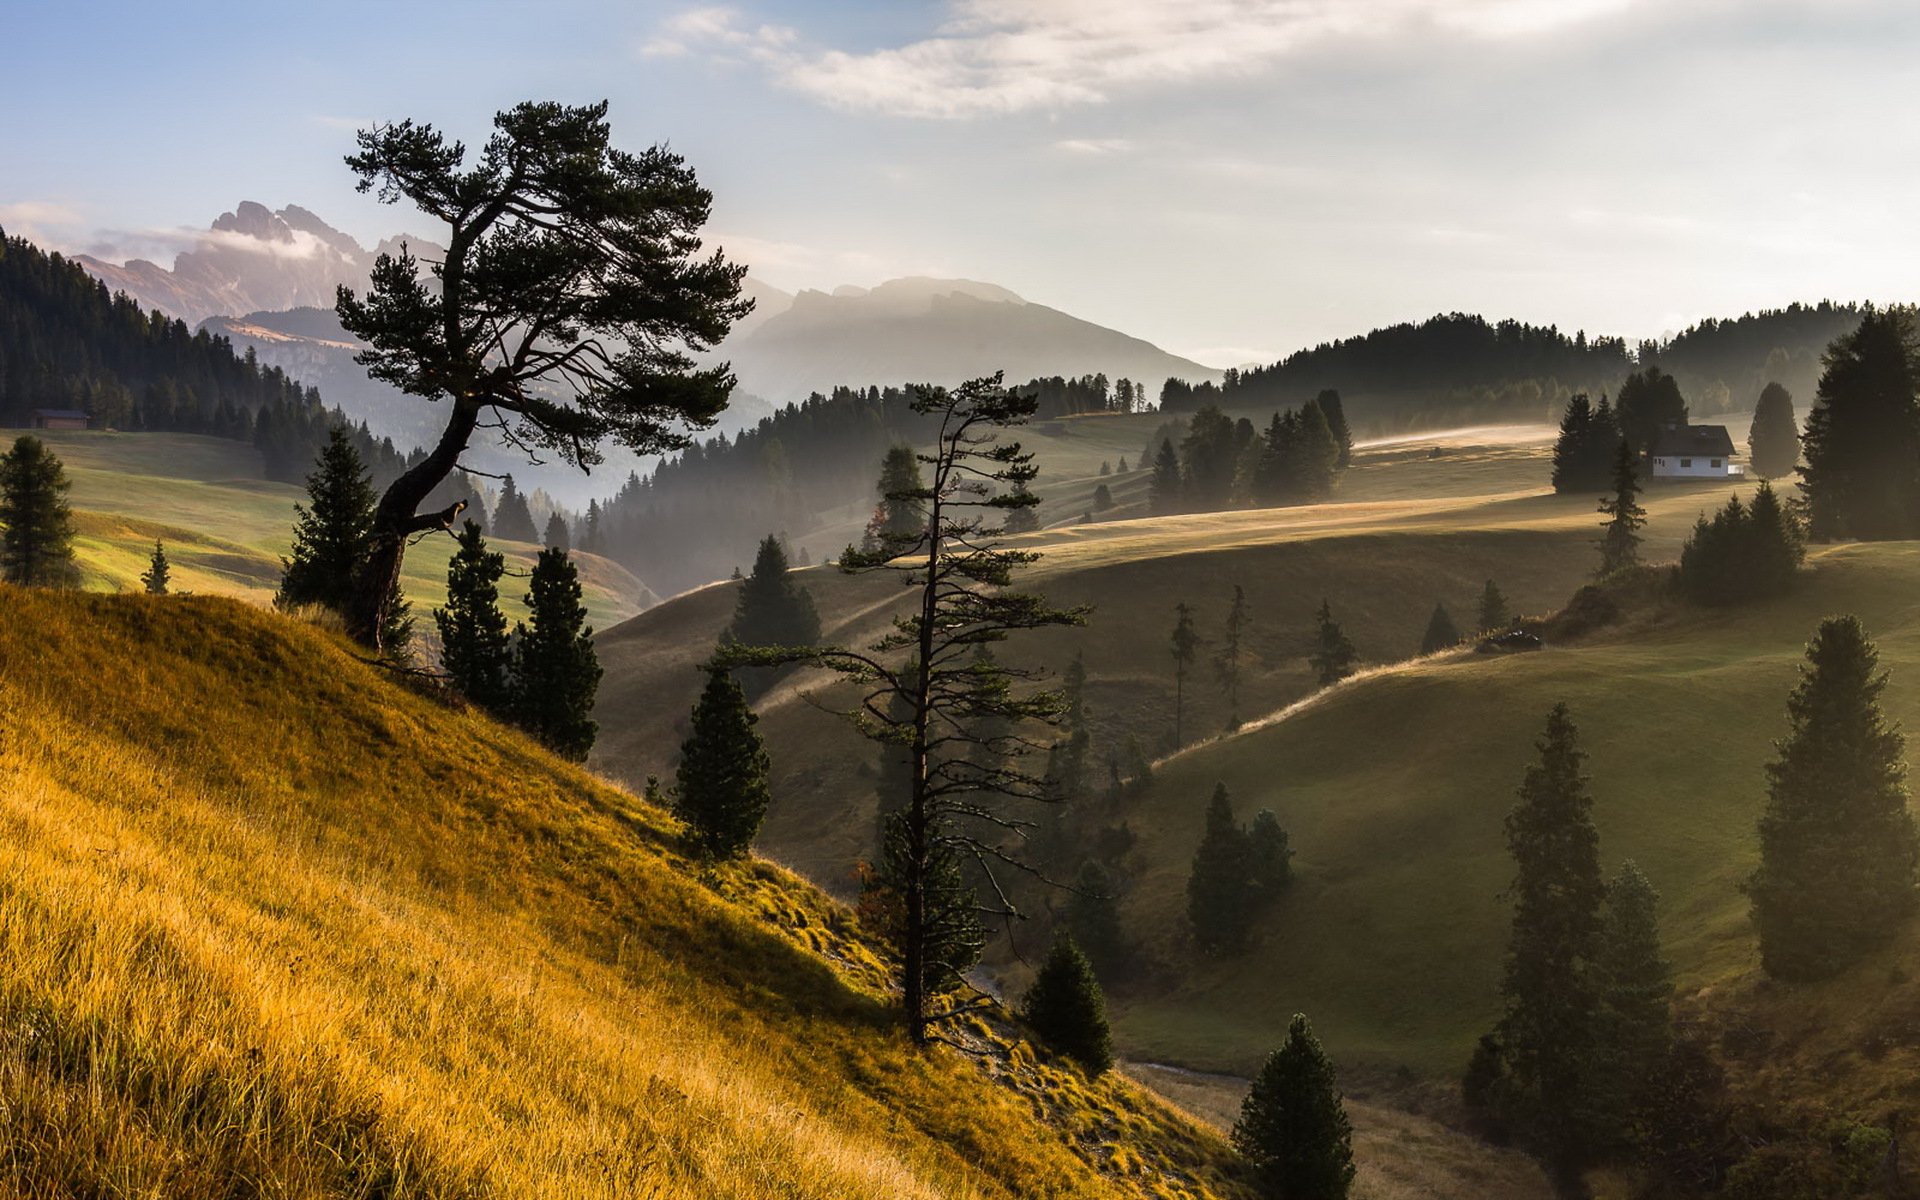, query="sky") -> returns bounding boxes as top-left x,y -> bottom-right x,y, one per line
4,0 -> 1919,367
